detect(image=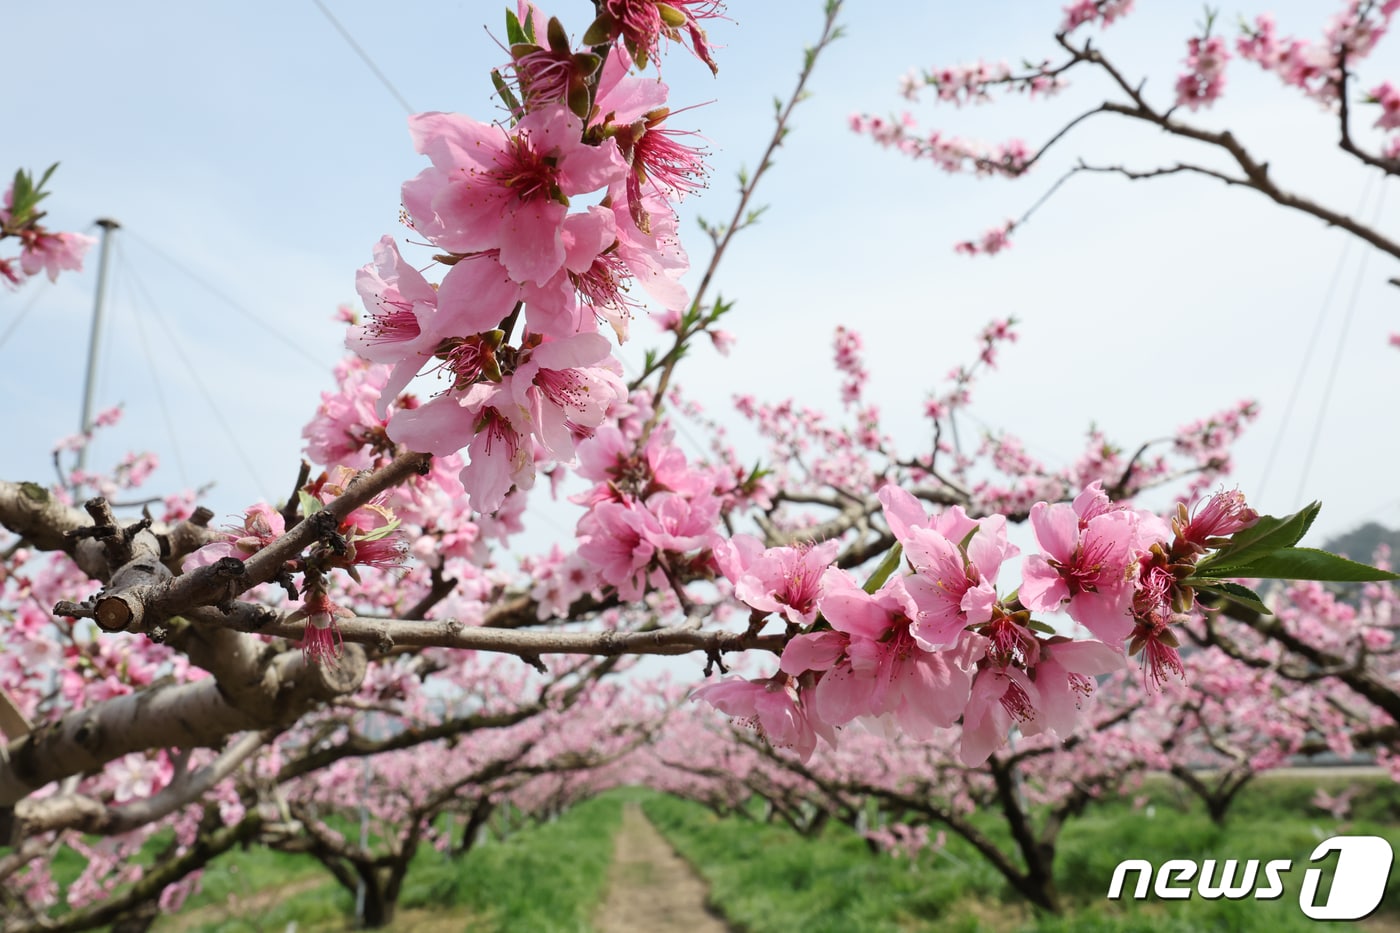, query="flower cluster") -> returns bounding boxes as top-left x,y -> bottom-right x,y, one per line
849,113 -> 1031,178
1175,32 -> 1231,110
338,3 -> 713,519
573,420 -> 723,603
1367,80 -> 1400,157
695,485 -> 1262,765
954,218 -> 1016,256
1237,2 -> 1398,106
1060,0 -> 1136,35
